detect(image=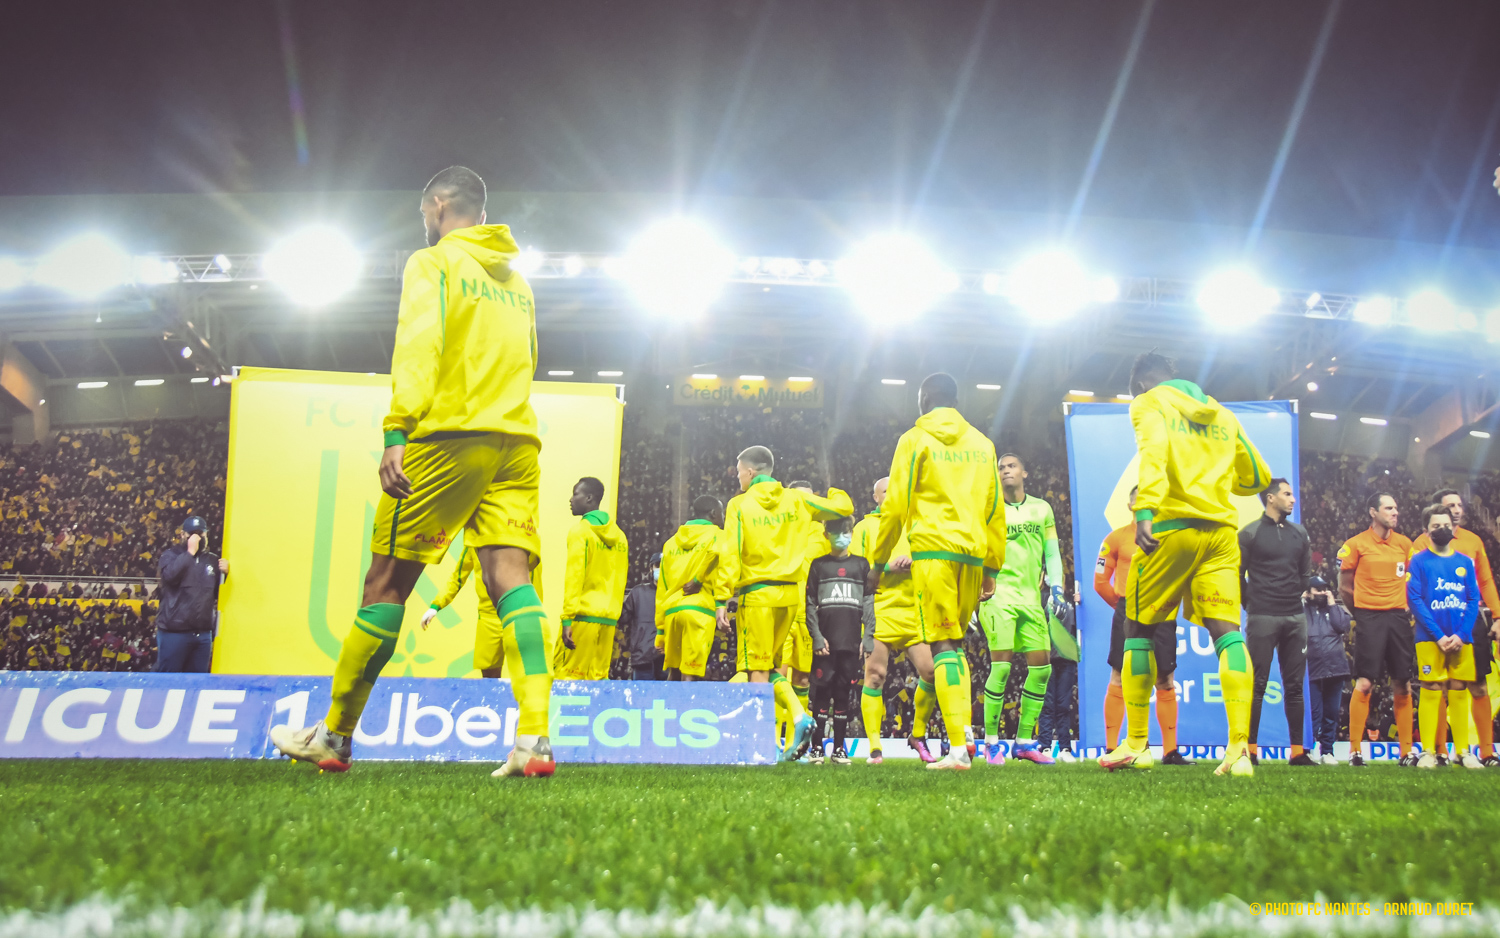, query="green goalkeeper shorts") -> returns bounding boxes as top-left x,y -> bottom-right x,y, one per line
979,599 -> 1049,653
